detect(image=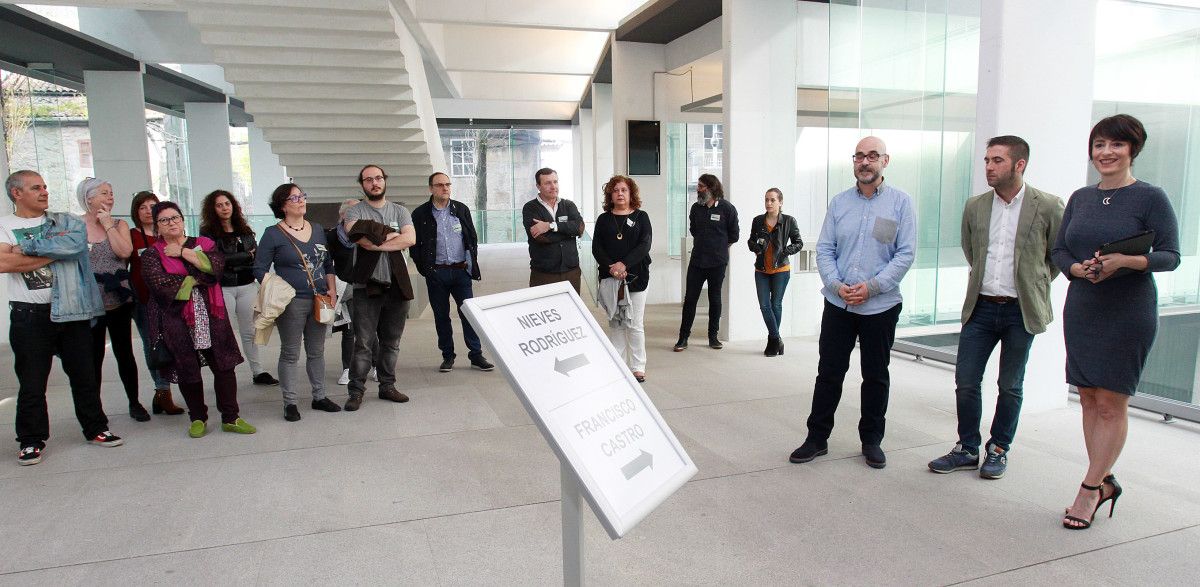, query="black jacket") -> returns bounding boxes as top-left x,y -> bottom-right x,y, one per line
345,219 -> 414,300
522,197 -> 584,274
592,210 -> 652,293
688,198 -> 739,268
747,213 -> 804,272
323,227 -> 355,283
203,230 -> 257,287
409,197 -> 481,280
